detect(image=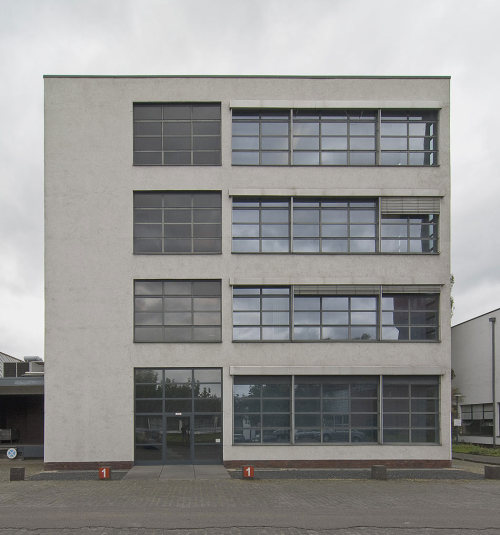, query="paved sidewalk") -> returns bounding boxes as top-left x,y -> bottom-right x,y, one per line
453,452 -> 500,465
123,464 -> 230,480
